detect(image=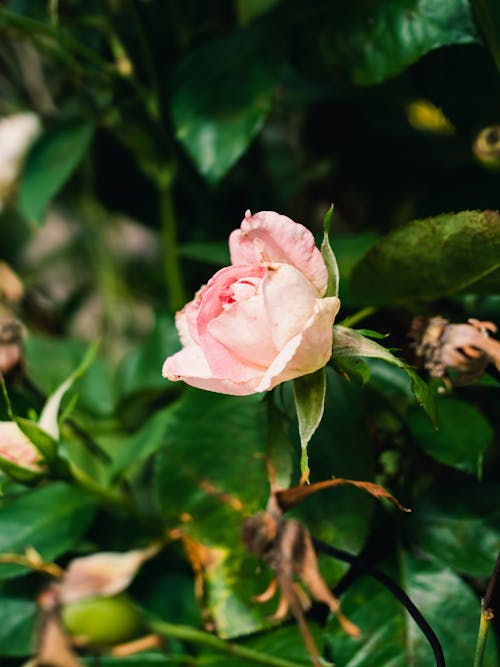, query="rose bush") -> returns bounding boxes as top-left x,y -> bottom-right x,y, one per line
163,210 -> 340,395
